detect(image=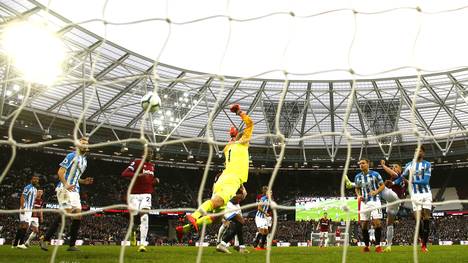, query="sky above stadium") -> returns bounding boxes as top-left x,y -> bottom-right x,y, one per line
39,0 -> 468,80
